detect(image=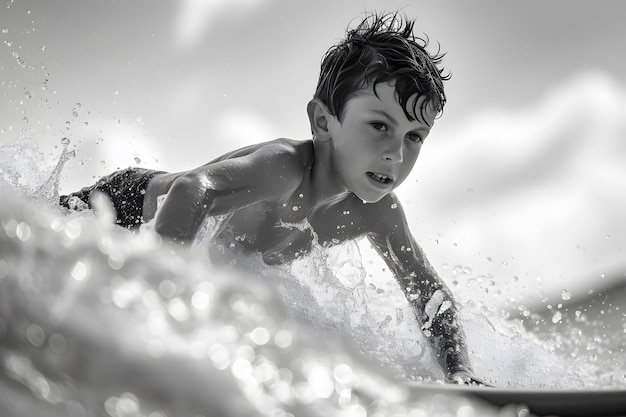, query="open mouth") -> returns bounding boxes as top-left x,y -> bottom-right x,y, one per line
367,172 -> 392,184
